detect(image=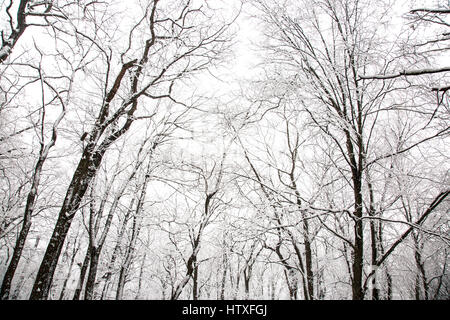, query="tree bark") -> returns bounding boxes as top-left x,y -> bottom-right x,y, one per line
351,176 -> 364,300
59,238 -> 79,300
30,148 -> 103,299
1,115 -> 62,299
84,247 -> 100,300
219,251 -> 228,300
73,247 -> 90,300
192,255 -> 199,300
0,215 -> 32,299
0,0 -> 30,63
